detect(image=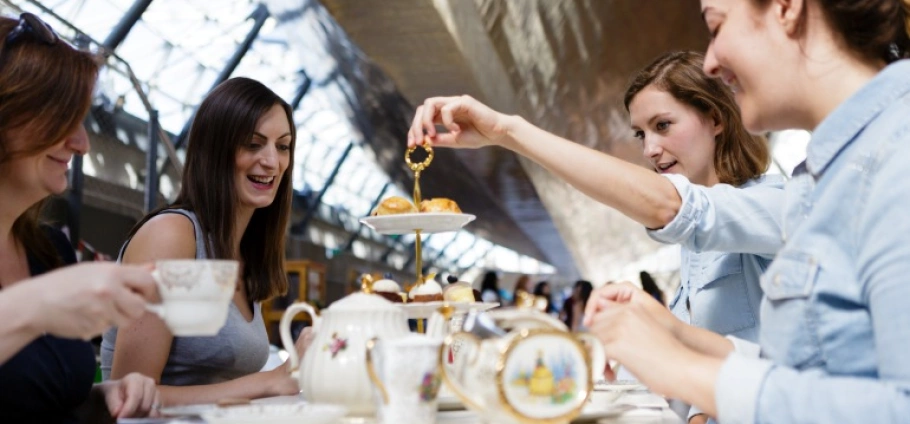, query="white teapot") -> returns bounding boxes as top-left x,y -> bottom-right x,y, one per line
440,307 -> 608,424
280,286 -> 409,416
